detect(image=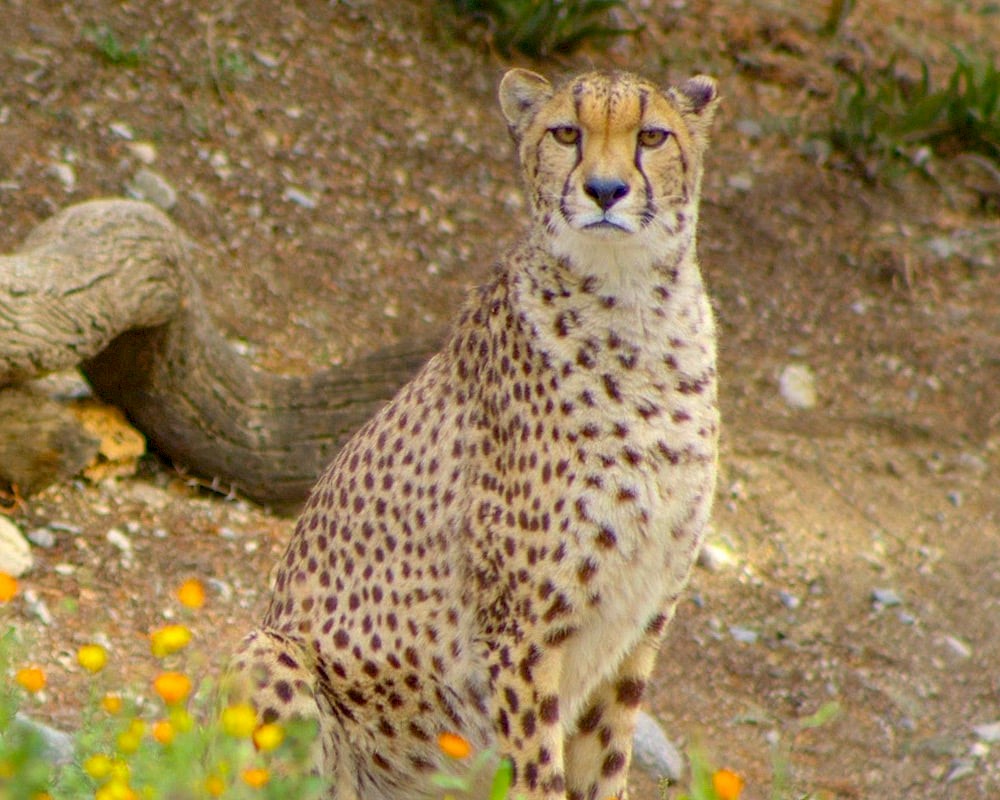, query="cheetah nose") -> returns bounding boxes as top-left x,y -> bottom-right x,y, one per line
584,177 -> 630,211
